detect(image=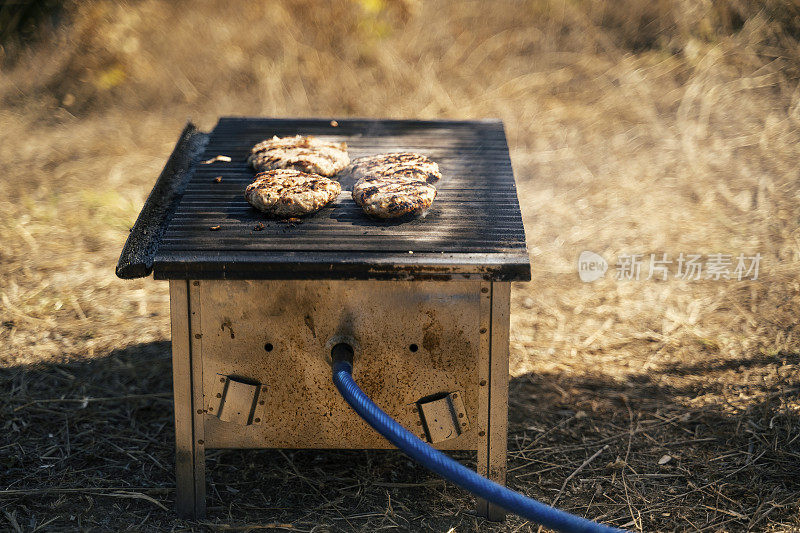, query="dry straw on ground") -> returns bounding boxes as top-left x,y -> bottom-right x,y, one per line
1,1 -> 799,531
